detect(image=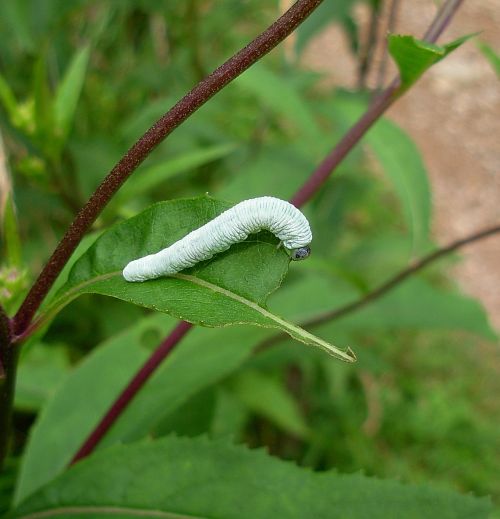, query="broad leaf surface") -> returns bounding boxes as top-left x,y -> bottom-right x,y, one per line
11,436 -> 491,519
14,316 -> 271,503
43,197 -> 354,361
15,343 -> 71,412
